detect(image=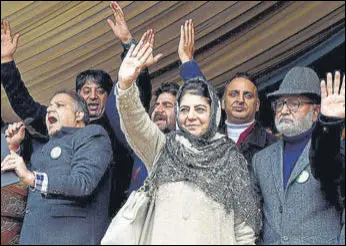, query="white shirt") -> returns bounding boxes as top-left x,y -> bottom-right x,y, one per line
226,120 -> 255,144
